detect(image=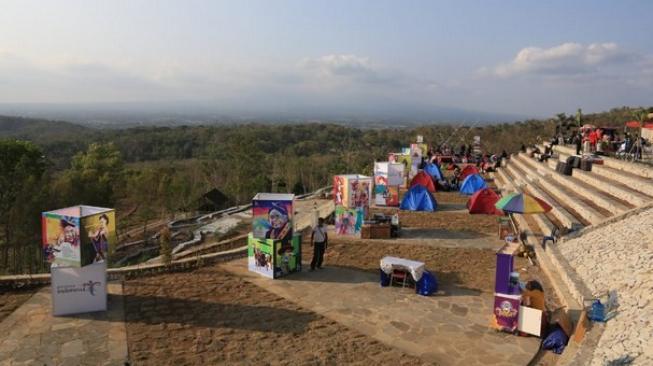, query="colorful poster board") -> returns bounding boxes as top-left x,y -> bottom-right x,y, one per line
347,176 -> 372,209
493,293 -> 521,332
51,261 -> 107,316
247,234 -> 275,278
252,193 -> 294,241
410,143 -> 428,158
335,205 -> 364,235
247,233 -> 301,279
42,206 -> 115,268
333,175 -> 372,209
374,162 -> 403,206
